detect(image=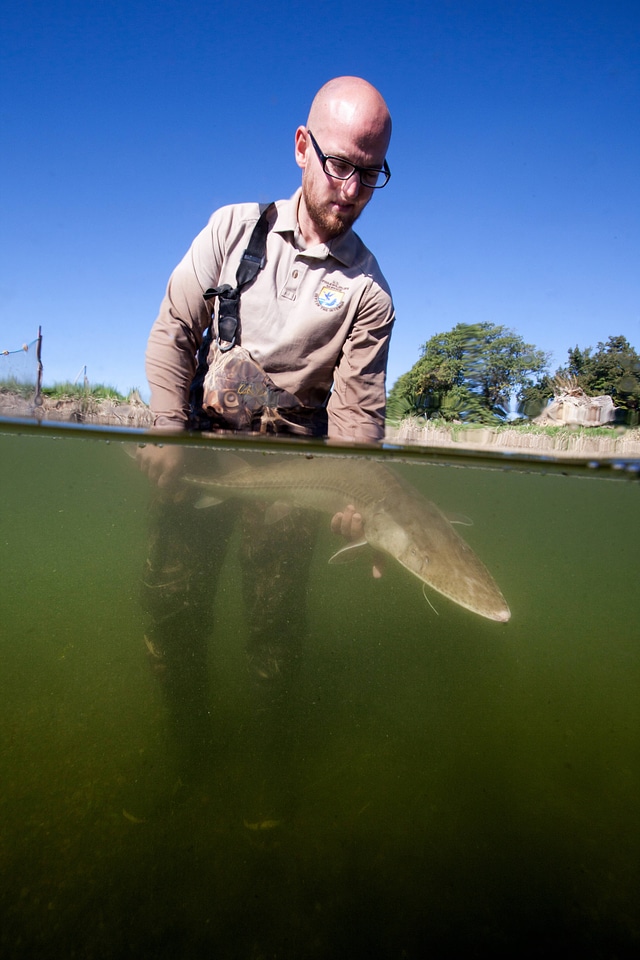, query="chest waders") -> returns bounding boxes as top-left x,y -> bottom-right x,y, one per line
189,202 -> 327,436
